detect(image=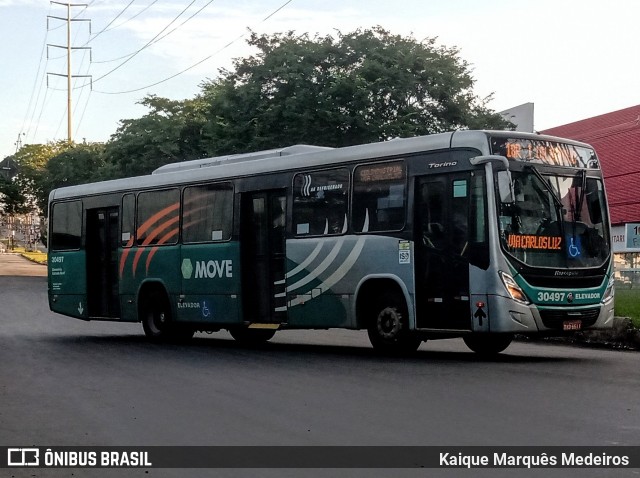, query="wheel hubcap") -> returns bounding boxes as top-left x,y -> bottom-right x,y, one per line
377,307 -> 401,340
